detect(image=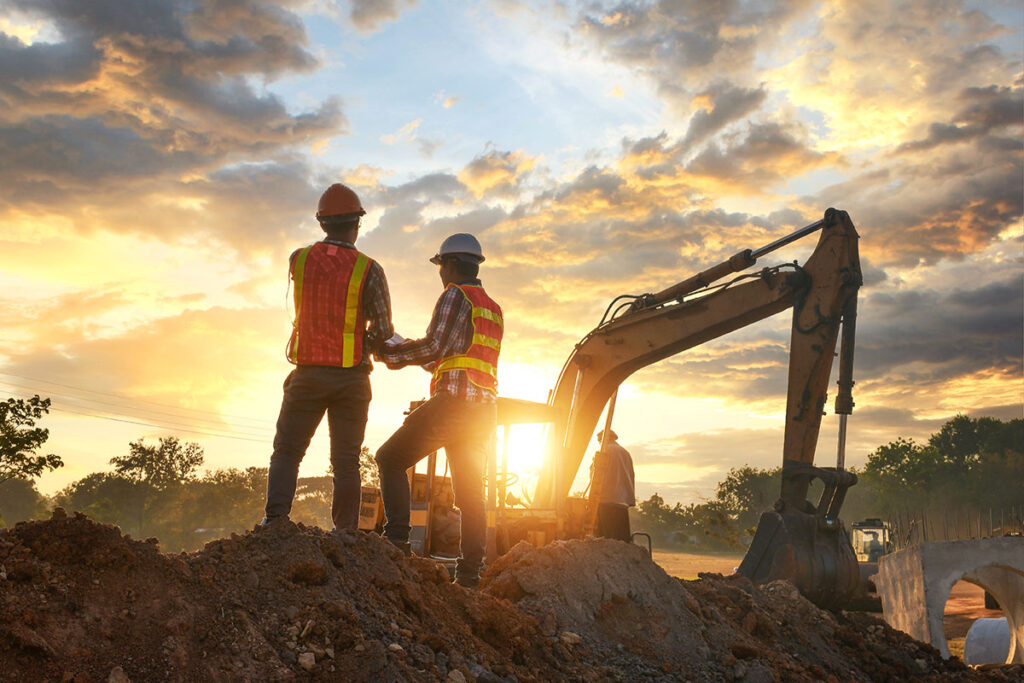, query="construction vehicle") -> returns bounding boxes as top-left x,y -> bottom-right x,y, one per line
846,518 -> 893,611
851,518 -> 892,563
393,208 -> 863,608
